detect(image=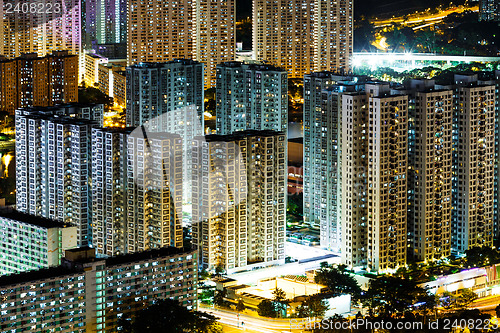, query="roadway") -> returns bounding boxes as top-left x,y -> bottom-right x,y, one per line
202,306 -> 308,333
471,295 -> 500,314
371,5 -> 478,28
